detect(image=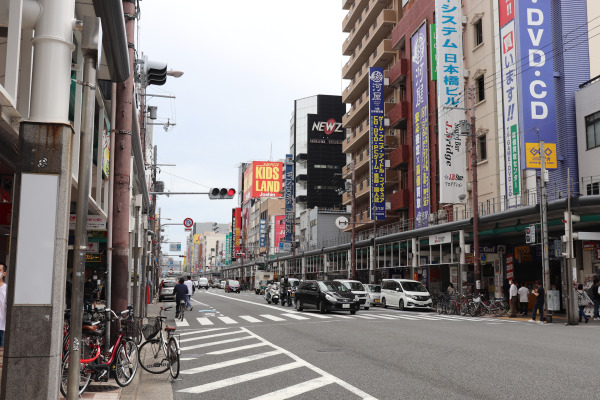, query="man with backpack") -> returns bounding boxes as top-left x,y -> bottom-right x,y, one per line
590,278 -> 600,321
